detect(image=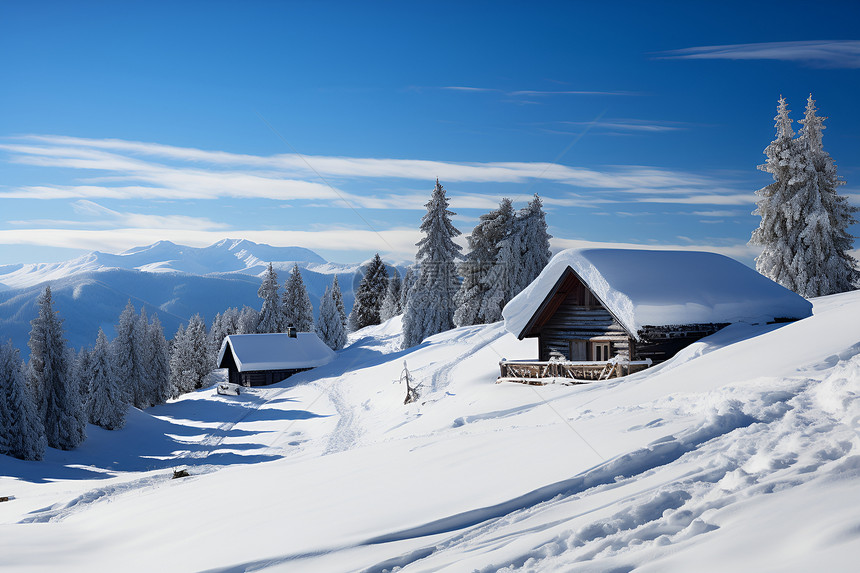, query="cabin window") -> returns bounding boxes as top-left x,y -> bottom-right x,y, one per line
591,341 -> 611,361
